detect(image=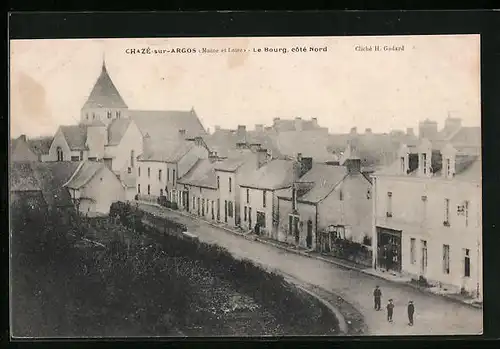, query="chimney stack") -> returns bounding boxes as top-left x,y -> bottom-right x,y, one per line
406,128 -> 415,137
311,117 -> 318,127
257,148 -> 268,169
214,125 -> 221,132
350,127 -> 358,135
294,117 -> 303,131
365,128 -> 372,134
255,124 -> 264,132
236,125 -> 247,146
19,134 -> 27,142
345,158 -> 361,173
